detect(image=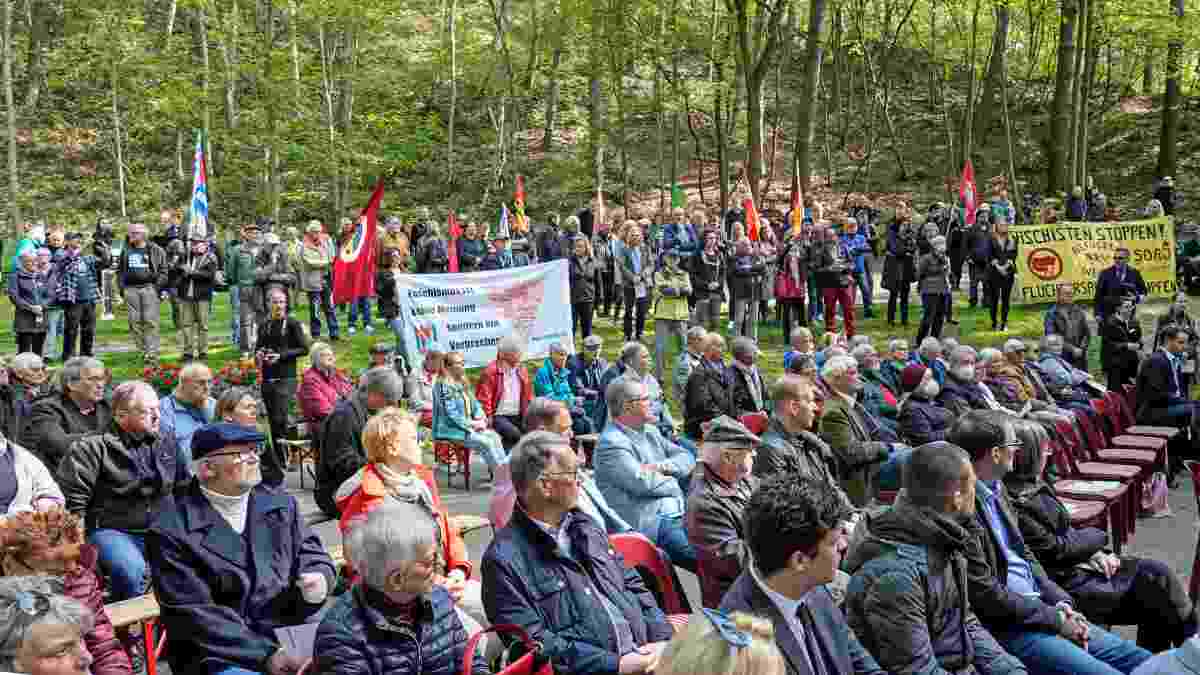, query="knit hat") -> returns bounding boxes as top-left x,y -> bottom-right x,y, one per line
306,220 -> 322,234
1002,339 -> 1027,354
700,415 -> 761,451
900,363 -> 927,393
